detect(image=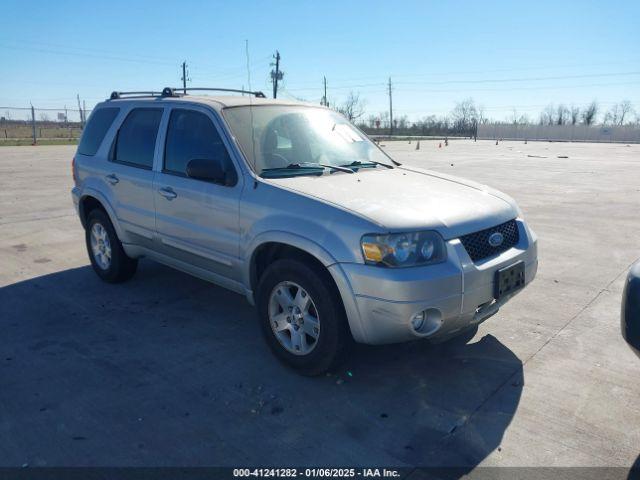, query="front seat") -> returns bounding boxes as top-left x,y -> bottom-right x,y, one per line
262,129 -> 288,168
